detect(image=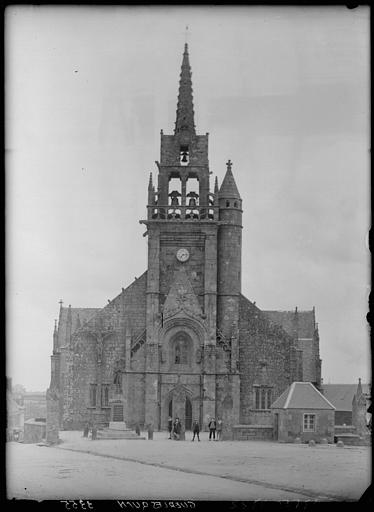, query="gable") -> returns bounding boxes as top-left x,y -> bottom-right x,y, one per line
56,271 -> 147,347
